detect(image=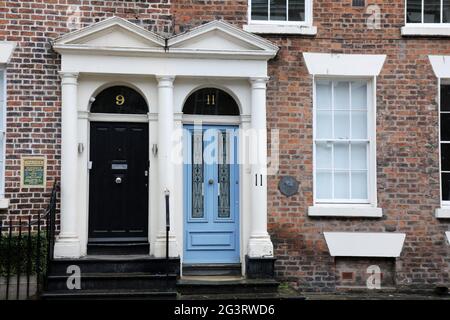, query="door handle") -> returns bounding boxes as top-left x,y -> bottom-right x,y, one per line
208,178 -> 214,185
115,177 -> 122,184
